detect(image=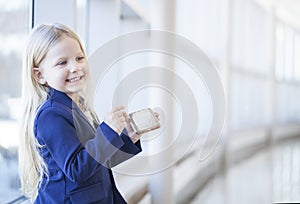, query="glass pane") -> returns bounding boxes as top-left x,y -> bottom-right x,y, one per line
294,35 -> 300,80
0,0 -> 29,202
231,72 -> 268,129
231,0 -> 269,75
284,26 -> 294,80
275,23 -> 285,80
